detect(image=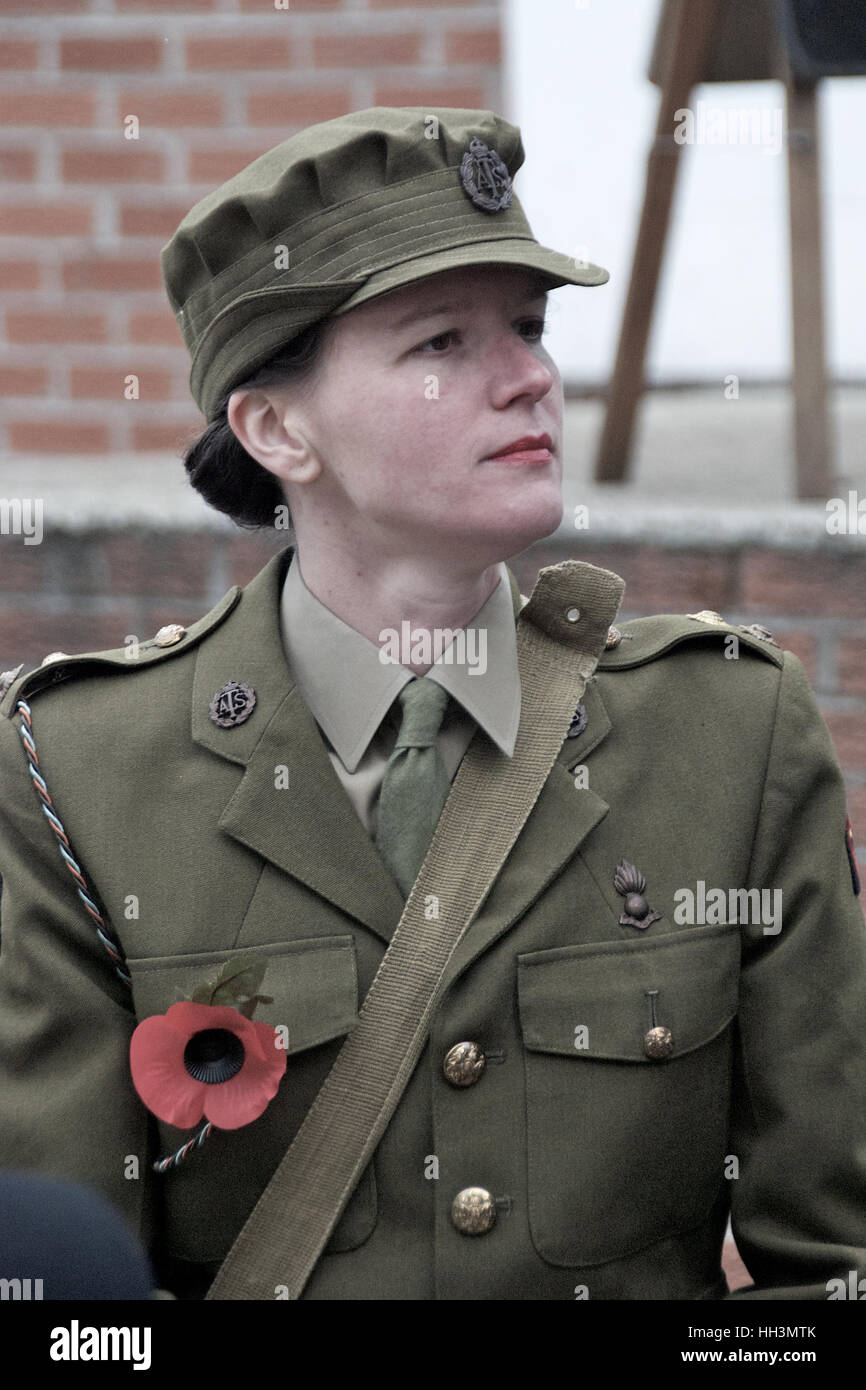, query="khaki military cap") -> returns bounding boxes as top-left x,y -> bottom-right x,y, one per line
161,106 -> 609,421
